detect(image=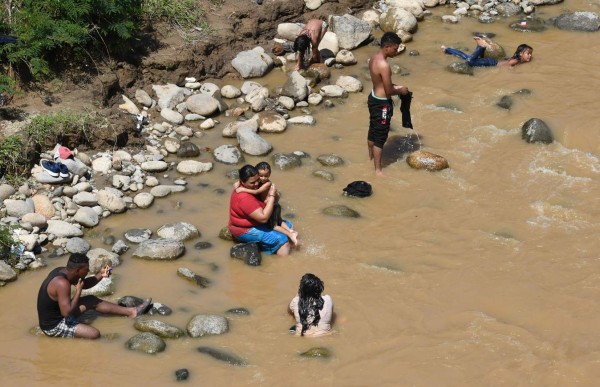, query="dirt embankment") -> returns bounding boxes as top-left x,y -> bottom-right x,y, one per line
1,0 -> 373,151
